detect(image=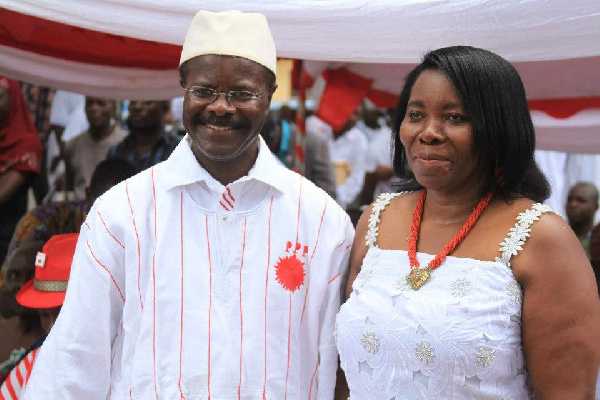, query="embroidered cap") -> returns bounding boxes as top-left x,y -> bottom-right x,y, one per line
16,233 -> 78,309
179,10 -> 277,75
